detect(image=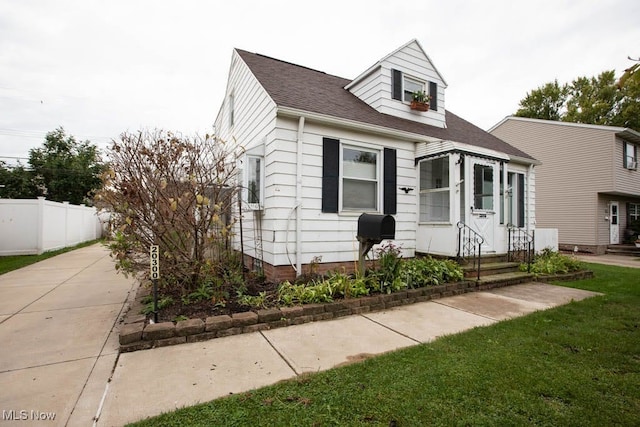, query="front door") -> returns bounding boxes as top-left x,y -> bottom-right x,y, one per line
469,159 -> 497,252
610,201 -> 619,244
